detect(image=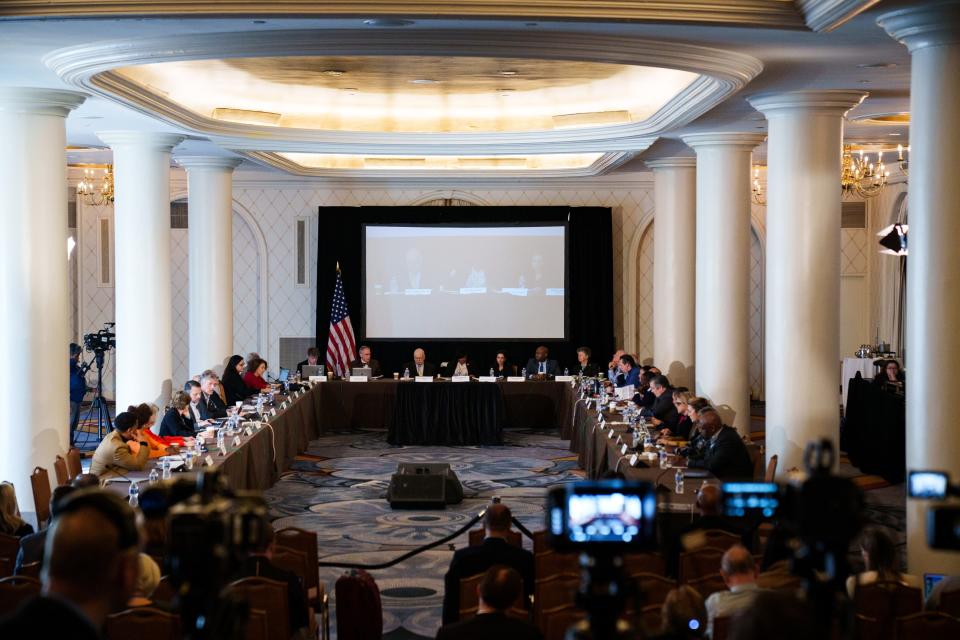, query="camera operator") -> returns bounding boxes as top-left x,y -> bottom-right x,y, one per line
69,343 -> 87,434
89,411 -> 150,477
